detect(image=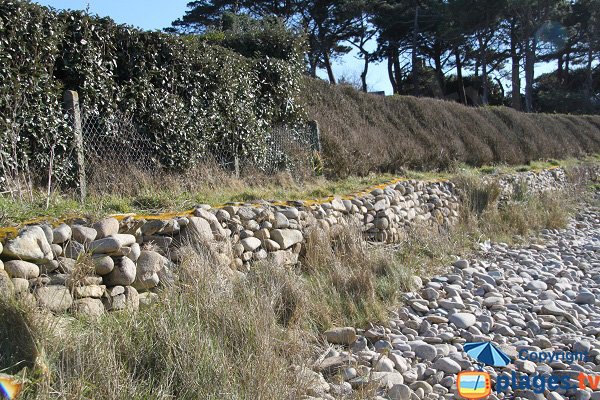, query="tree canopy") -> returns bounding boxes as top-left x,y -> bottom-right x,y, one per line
169,0 -> 600,114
